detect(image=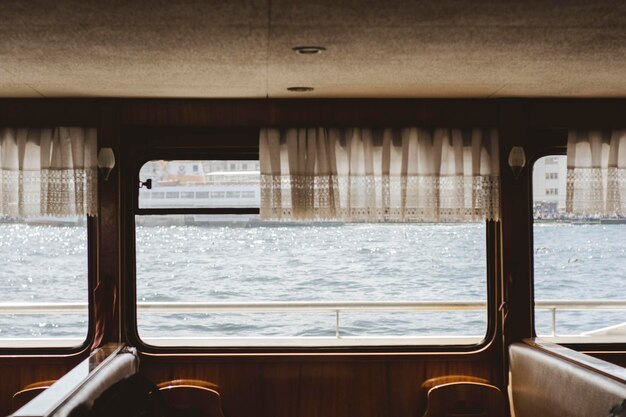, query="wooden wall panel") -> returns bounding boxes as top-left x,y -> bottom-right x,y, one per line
498,101 -> 534,344
118,99 -> 498,128
119,99 -> 269,128
140,355 -> 499,417
0,99 -> 103,126
0,358 -> 80,416
529,99 -> 626,130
